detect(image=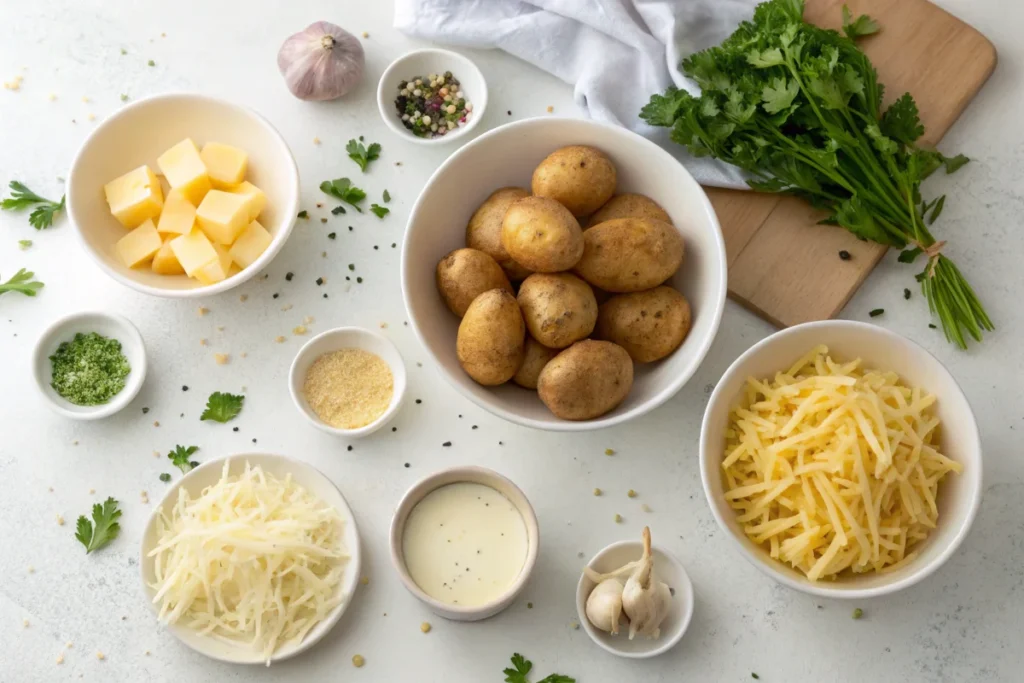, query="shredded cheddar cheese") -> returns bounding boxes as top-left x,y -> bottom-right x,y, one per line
722,345 -> 961,581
